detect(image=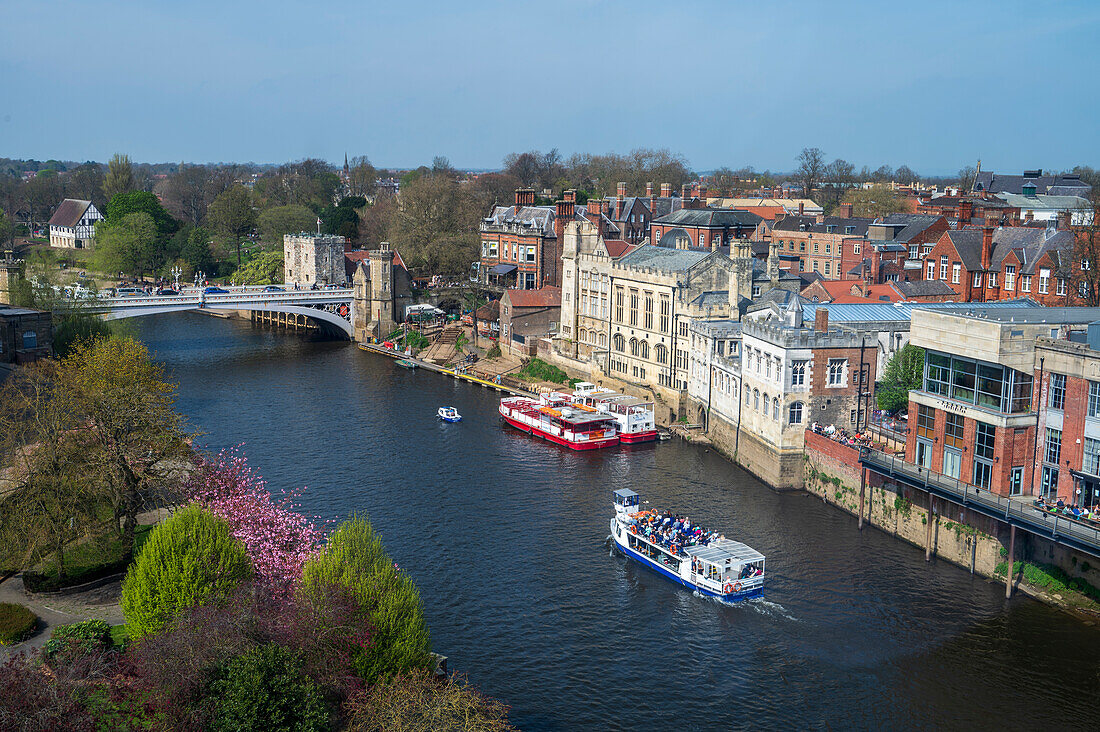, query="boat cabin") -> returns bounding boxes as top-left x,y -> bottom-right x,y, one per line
684,540 -> 765,592
614,488 -> 640,516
